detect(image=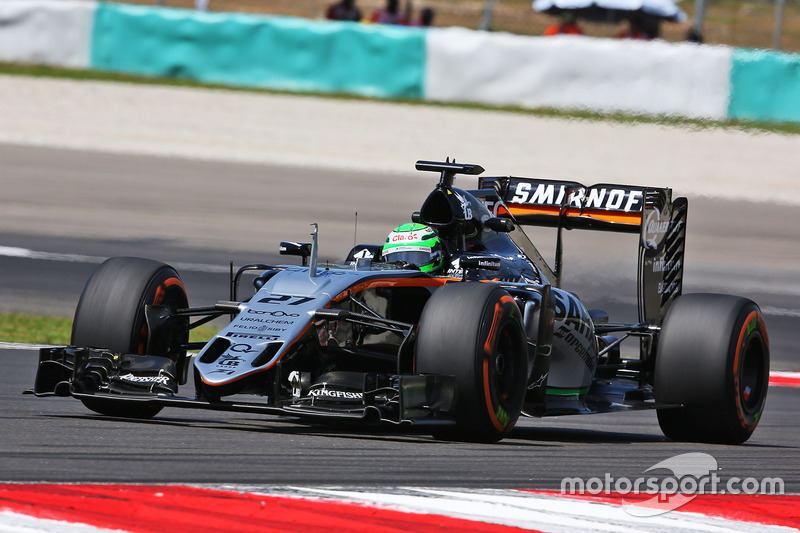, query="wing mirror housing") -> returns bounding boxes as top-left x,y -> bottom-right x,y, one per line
279,242 -> 312,265
484,217 -> 514,233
